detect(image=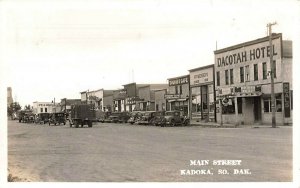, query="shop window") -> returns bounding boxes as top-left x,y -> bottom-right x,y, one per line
222,98 -> 235,114
262,62 -> 267,80
263,94 -> 282,113
245,65 -> 250,81
237,98 -> 242,114
240,67 -> 244,83
276,94 -> 282,112
254,64 -> 258,81
225,70 -> 229,85
216,71 -> 220,86
230,69 -> 234,84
